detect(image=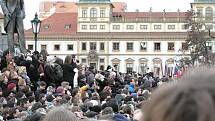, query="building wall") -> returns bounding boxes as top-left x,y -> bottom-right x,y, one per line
25,1 -> 215,77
